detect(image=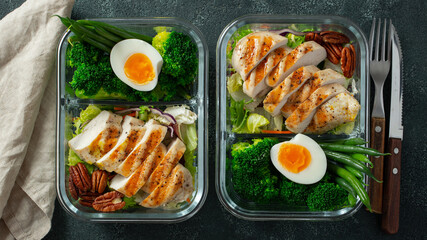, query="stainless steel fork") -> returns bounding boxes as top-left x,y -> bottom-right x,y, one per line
368,18 -> 392,214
